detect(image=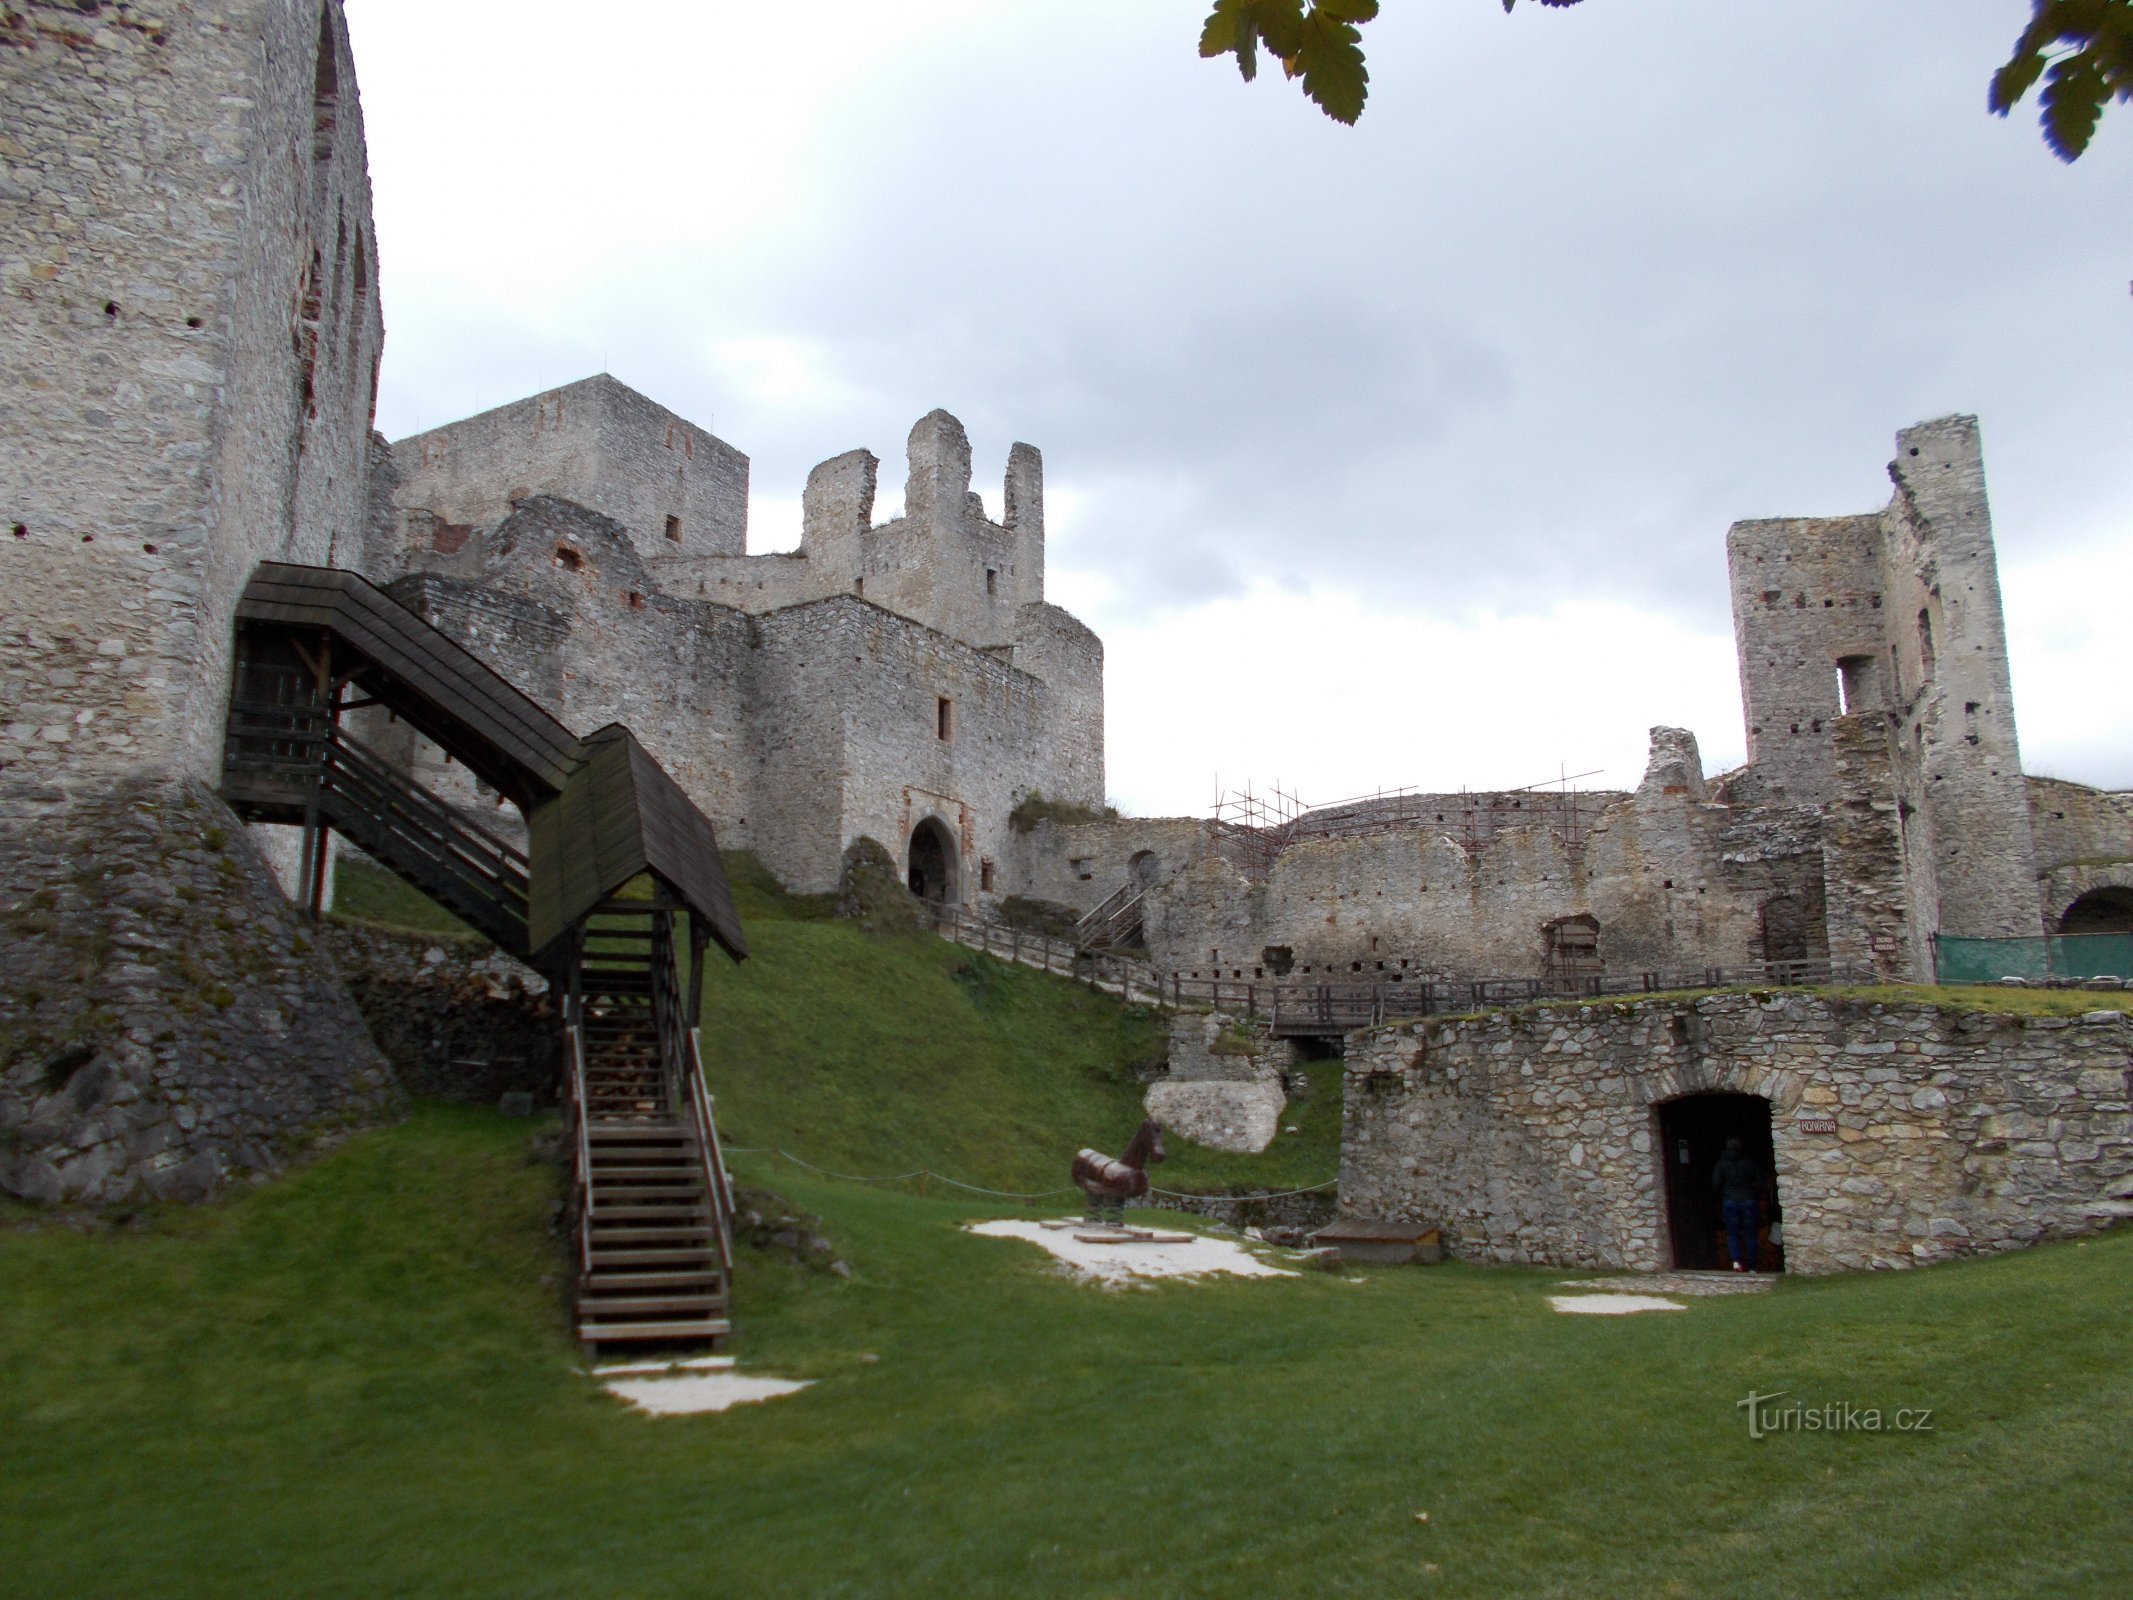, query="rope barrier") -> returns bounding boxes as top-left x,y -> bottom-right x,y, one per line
722,1147 -> 1081,1201
1147,1179 -> 1340,1201
722,1146 -> 1336,1205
